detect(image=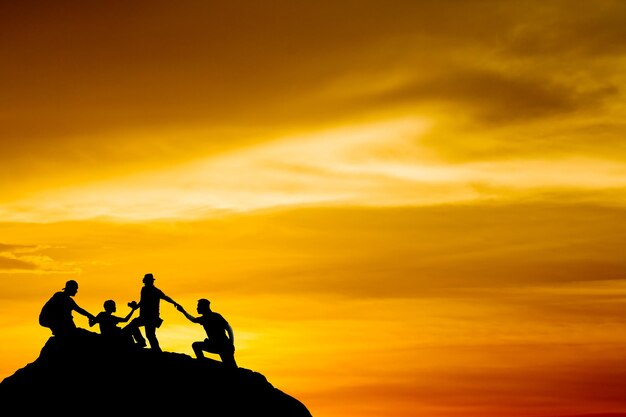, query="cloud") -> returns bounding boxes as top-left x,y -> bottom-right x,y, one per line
3,114 -> 626,223
366,68 -> 618,124
51,202 -> 618,300
7,200 -> 624,296
0,256 -> 35,271
0,243 -> 79,274
2,1 -> 626,190
501,2 -> 626,58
